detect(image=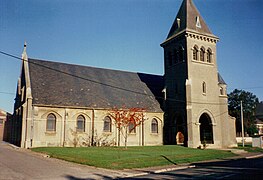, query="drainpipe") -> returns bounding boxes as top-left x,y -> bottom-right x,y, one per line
142,113 -> 144,146
64,109 -> 68,147
91,109 -> 95,146
24,102 -> 28,148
